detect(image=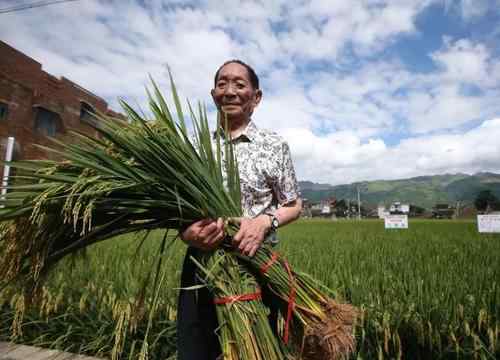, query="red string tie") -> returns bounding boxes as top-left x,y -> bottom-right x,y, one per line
260,251 -> 297,345
260,251 -> 280,274
282,259 -> 296,345
213,291 -> 262,305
